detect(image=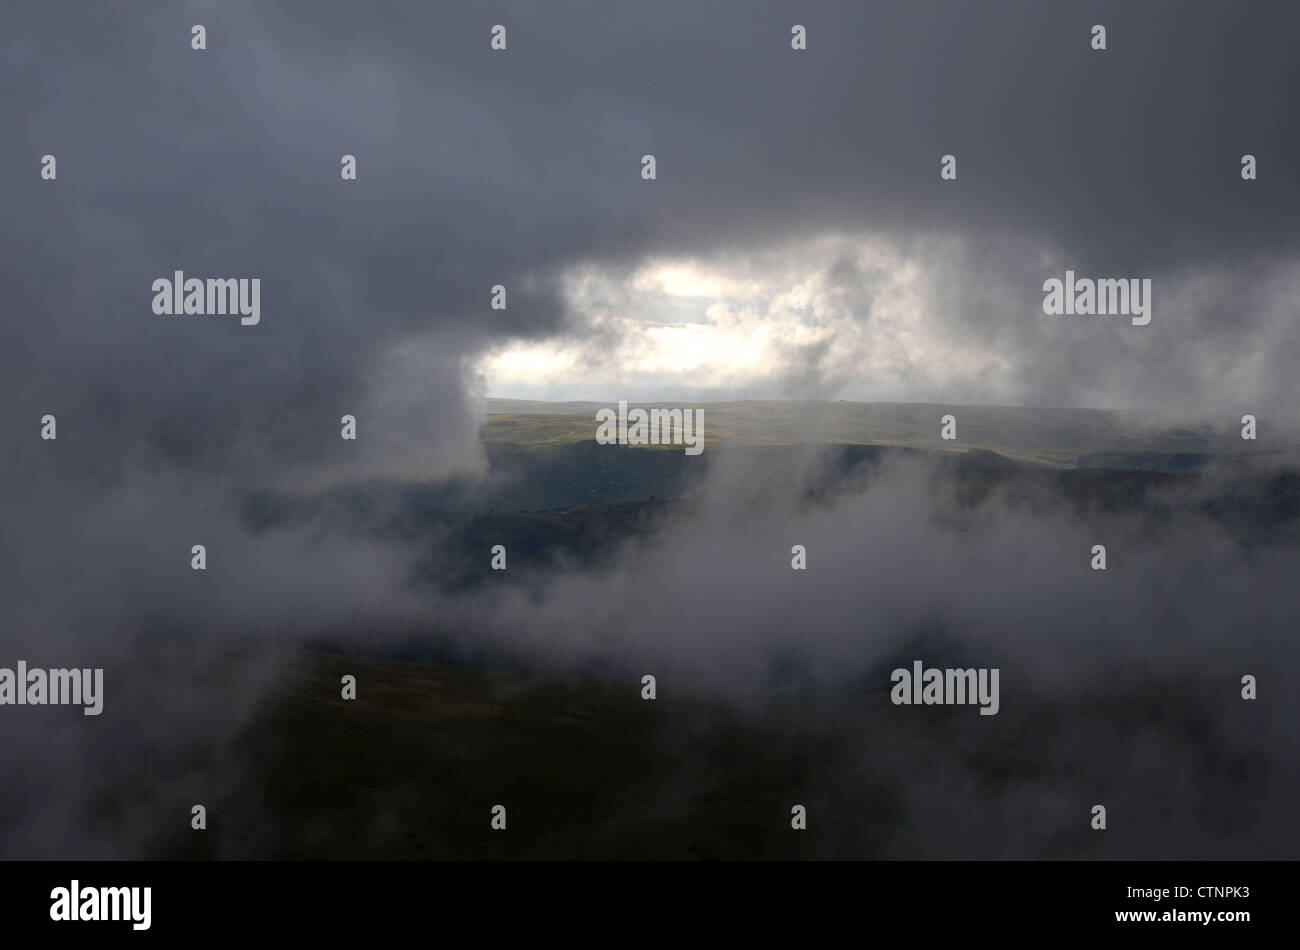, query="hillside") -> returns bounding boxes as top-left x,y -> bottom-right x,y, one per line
480,399 -> 1300,470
